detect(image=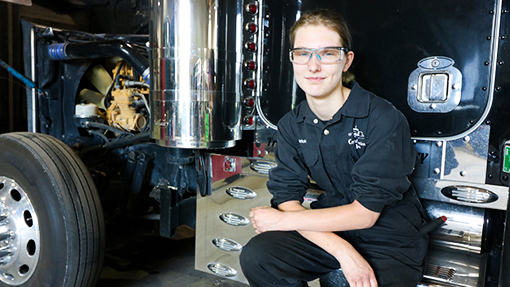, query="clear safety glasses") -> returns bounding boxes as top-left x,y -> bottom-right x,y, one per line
289,47 -> 349,64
